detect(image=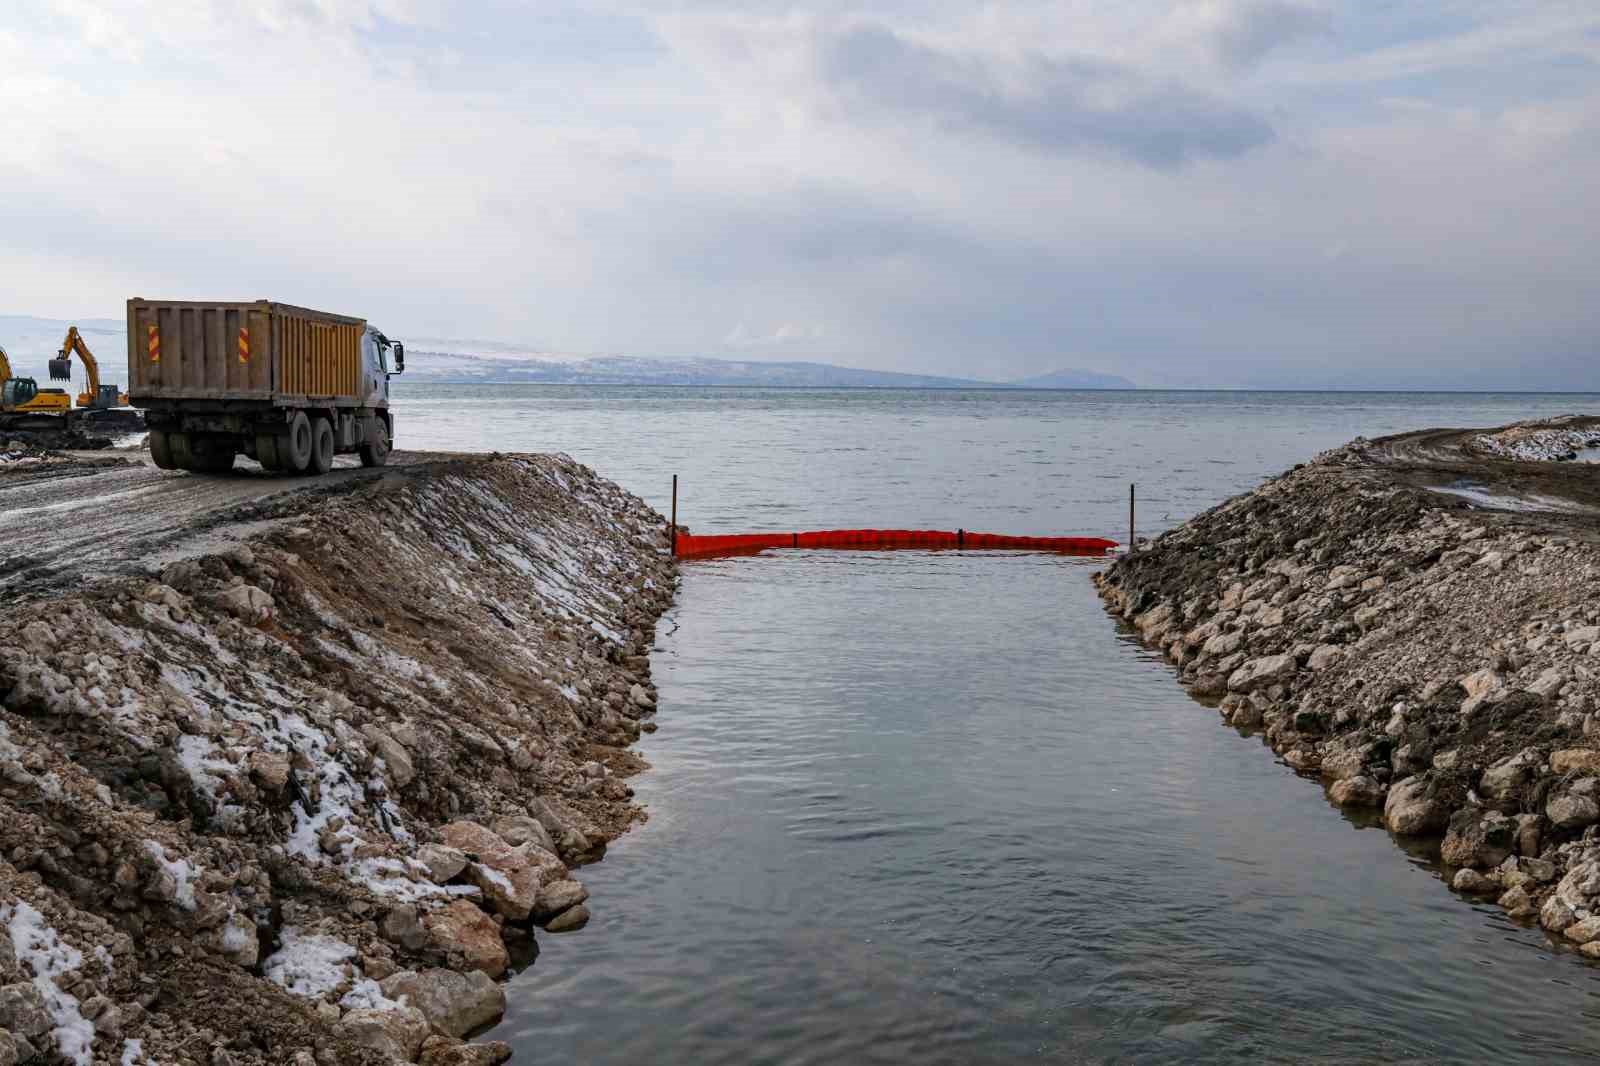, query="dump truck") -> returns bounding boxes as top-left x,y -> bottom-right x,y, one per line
127,299 -> 405,475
